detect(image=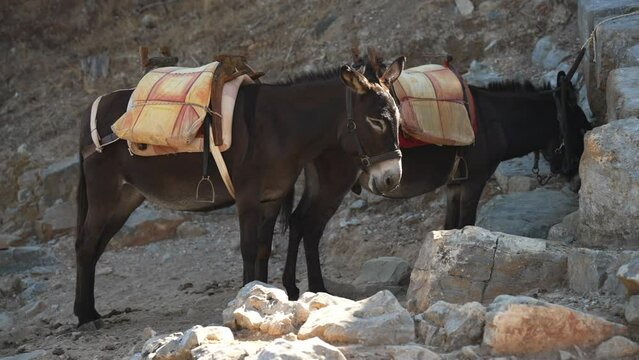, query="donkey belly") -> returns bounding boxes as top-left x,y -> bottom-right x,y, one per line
122,152 -> 235,212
